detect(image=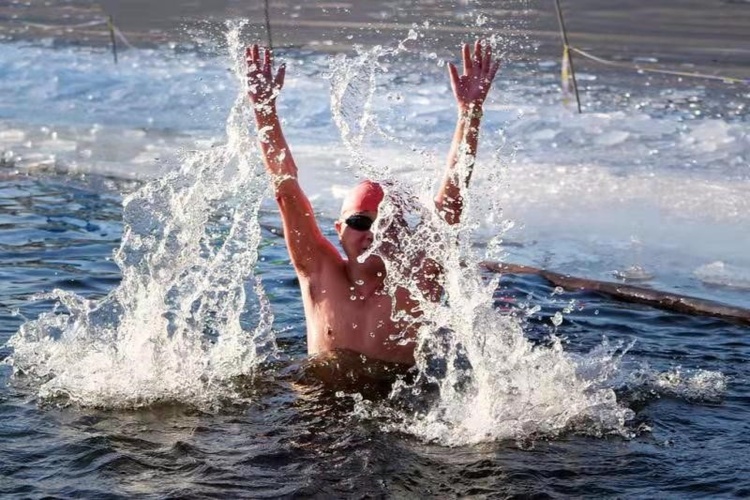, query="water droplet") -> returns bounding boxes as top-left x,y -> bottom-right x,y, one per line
551,312 -> 563,327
